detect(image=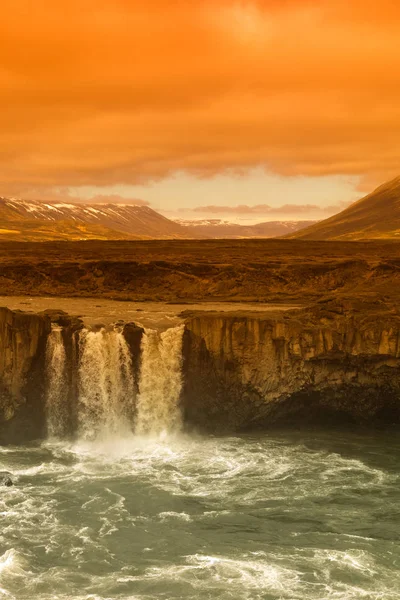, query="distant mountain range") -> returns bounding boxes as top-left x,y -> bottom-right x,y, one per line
0,198 -> 191,241
0,198 -> 316,241
287,177 -> 400,240
175,219 -> 316,239
3,176 -> 400,242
